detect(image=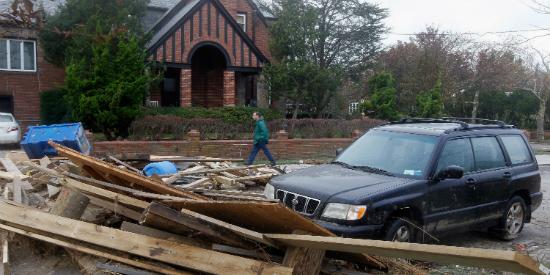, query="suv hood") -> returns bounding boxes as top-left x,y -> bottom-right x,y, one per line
270,164 -> 411,203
